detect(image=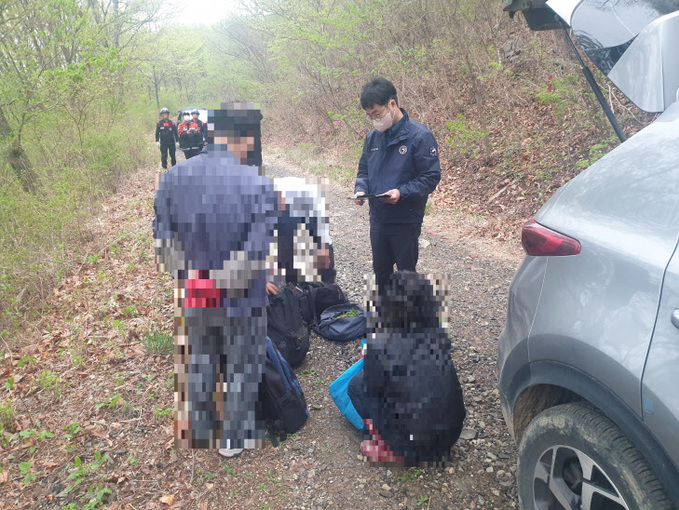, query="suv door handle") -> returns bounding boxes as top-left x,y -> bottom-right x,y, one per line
671,309 -> 679,329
